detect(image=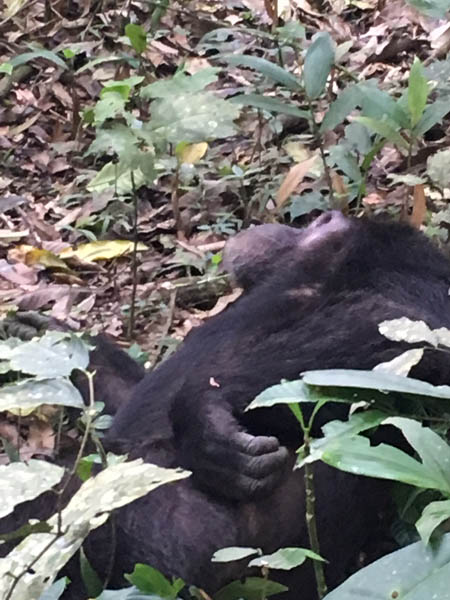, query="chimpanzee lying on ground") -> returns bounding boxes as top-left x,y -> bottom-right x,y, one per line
4,212 -> 450,599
